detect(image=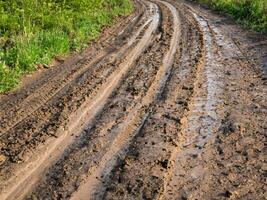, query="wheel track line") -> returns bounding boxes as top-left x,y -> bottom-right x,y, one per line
0,2 -> 157,159
184,1 -> 266,74
158,49 -> 205,200
156,4 -> 205,200
0,3 -> 159,200
0,1 -> 147,110
0,2 -> 143,107
27,19 -> 163,199
90,111 -> 150,200
155,9 -> 205,200
70,1 -> 180,199
0,3 -> 150,136
0,1 -> 145,110
159,5 -> 225,199
157,9 -> 206,200
0,9 -> 153,164
185,9 -> 225,141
